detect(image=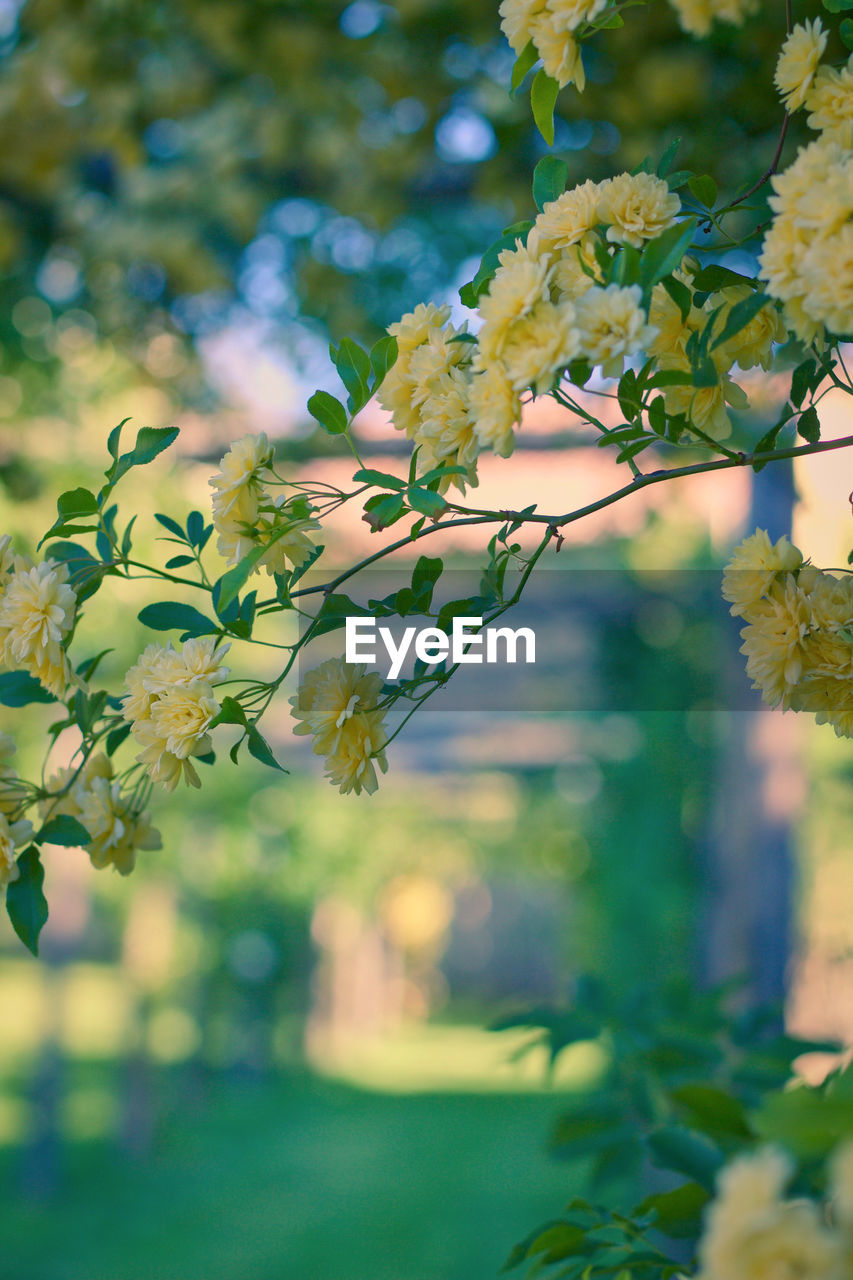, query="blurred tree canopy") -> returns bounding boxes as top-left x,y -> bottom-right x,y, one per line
0,0 -> 824,421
